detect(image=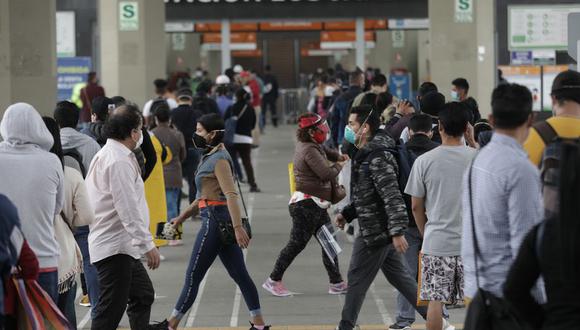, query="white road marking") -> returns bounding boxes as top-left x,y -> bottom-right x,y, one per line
370,282 -> 393,326
77,308 -> 92,329
185,273 -> 210,327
